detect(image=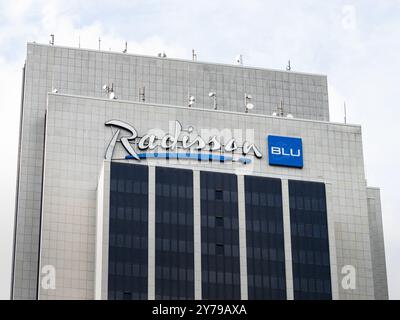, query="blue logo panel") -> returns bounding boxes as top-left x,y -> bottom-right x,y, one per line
267,135 -> 303,168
